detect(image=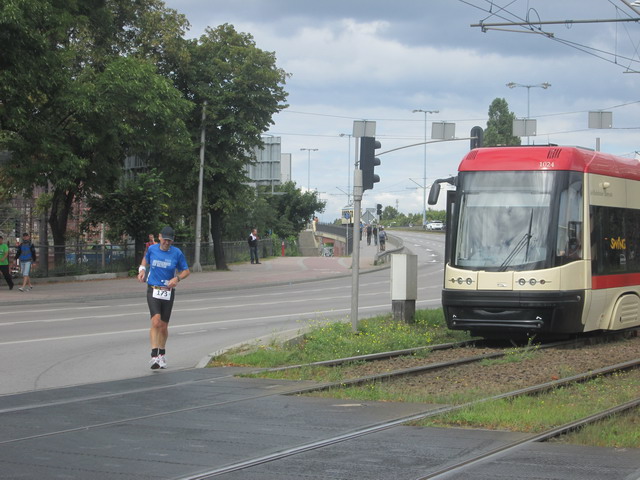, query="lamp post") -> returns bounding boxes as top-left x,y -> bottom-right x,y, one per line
412,109 -> 439,228
506,82 -> 551,144
300,148 -> 318,191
